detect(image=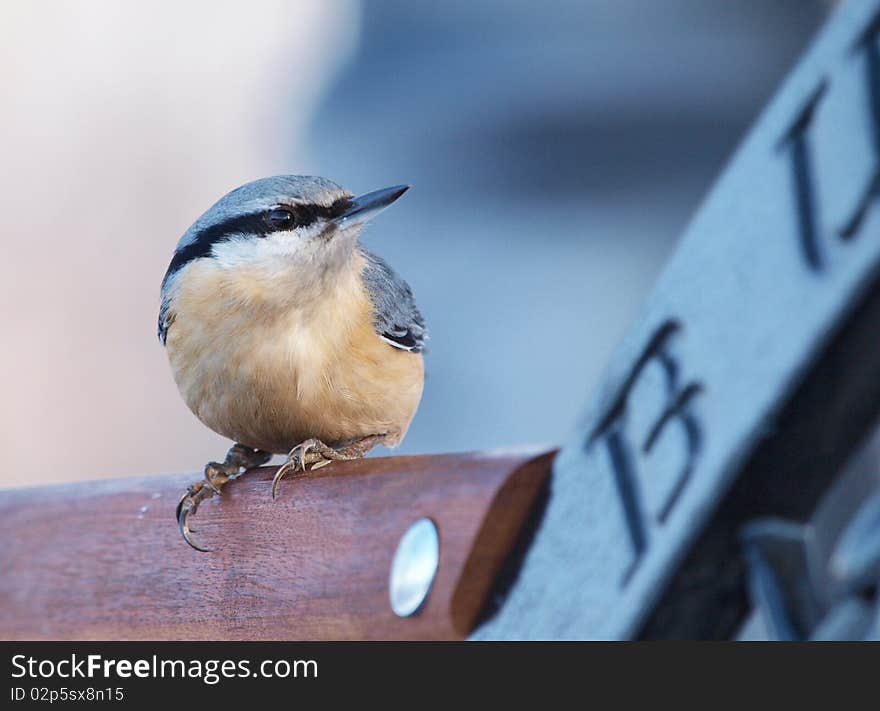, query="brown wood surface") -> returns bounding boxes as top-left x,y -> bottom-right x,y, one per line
0,449 -> 553,640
